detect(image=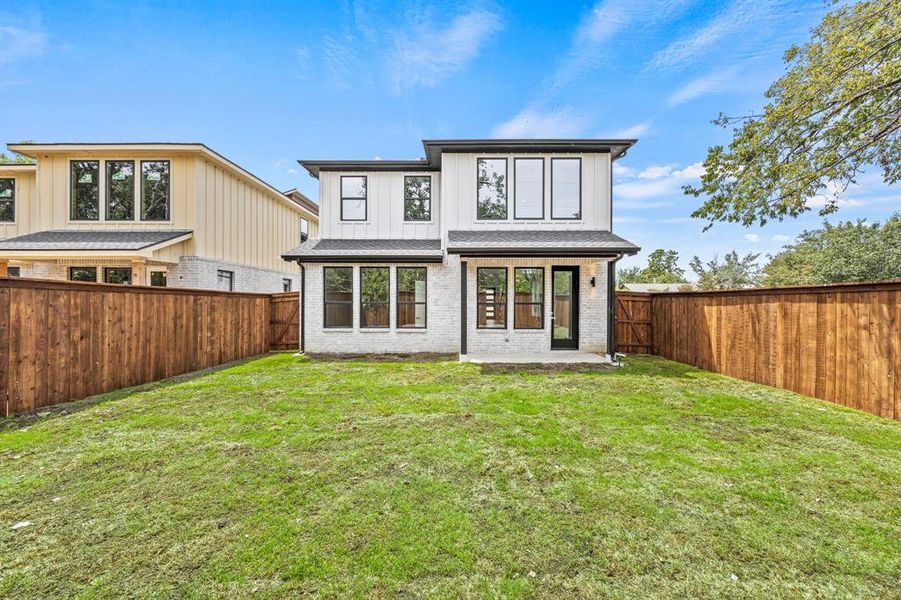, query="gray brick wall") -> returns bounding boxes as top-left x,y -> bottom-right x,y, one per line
169,256 -> 299,293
